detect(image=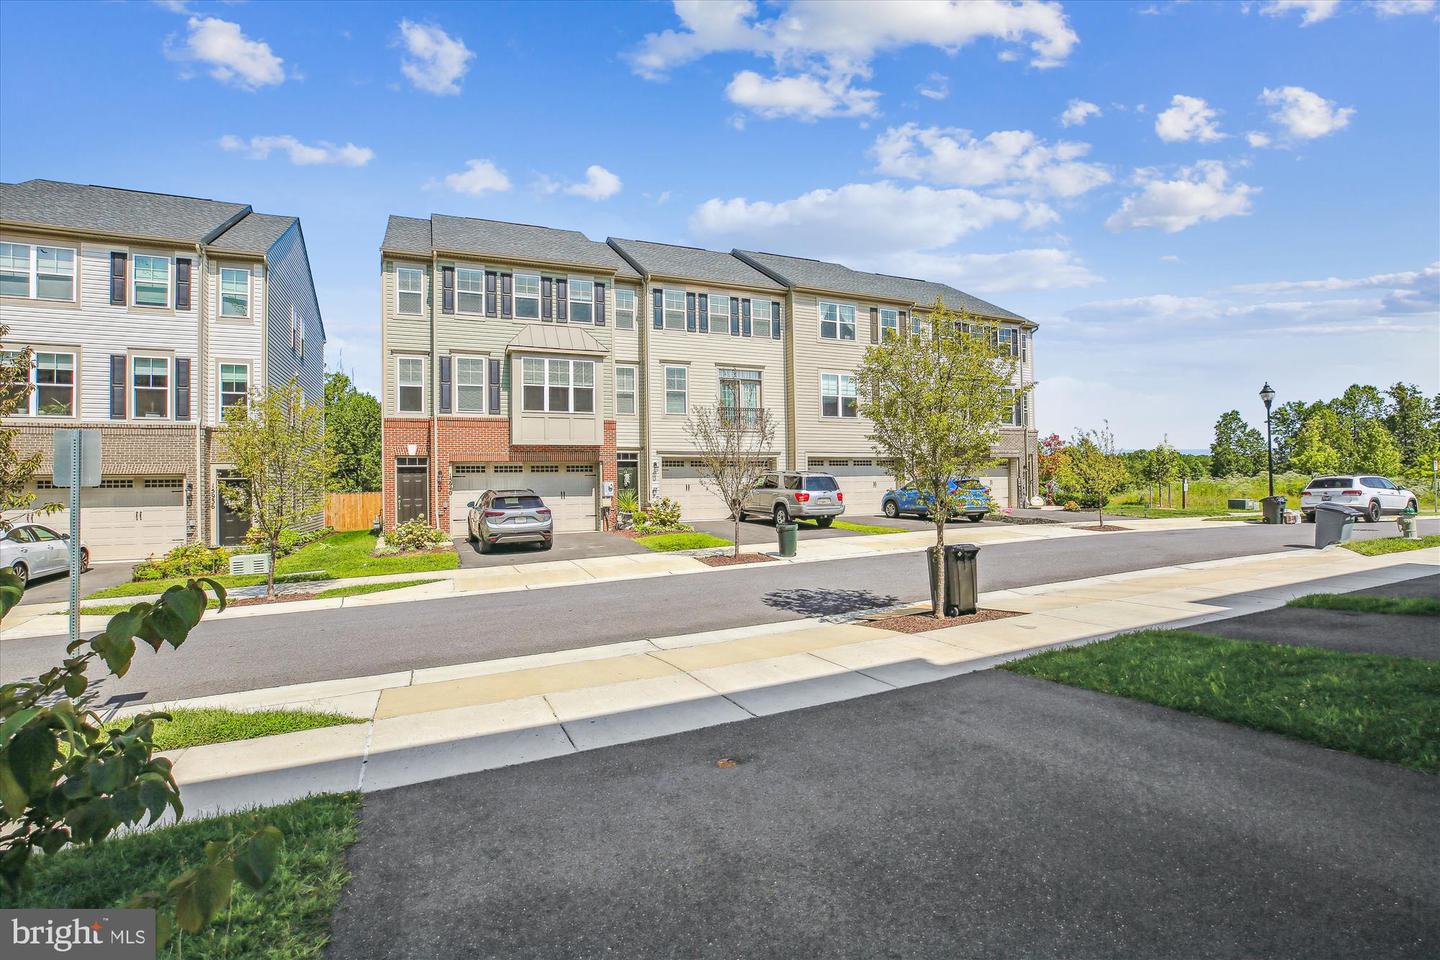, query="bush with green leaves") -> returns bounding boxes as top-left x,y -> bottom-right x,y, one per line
242,524 -> 334,559
133,543 -> 233,581
633,496 -> 689,535
383,518 -> 451,553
